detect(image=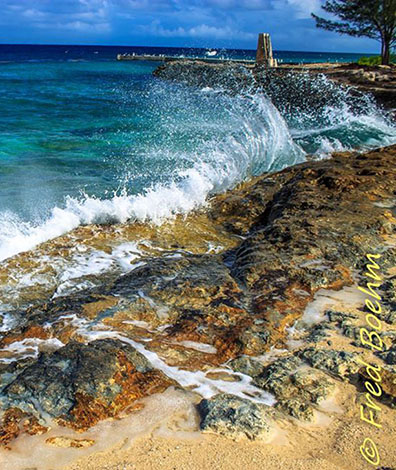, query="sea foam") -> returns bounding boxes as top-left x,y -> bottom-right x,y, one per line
0,88 -> 305,262
1,72 -> 395,263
